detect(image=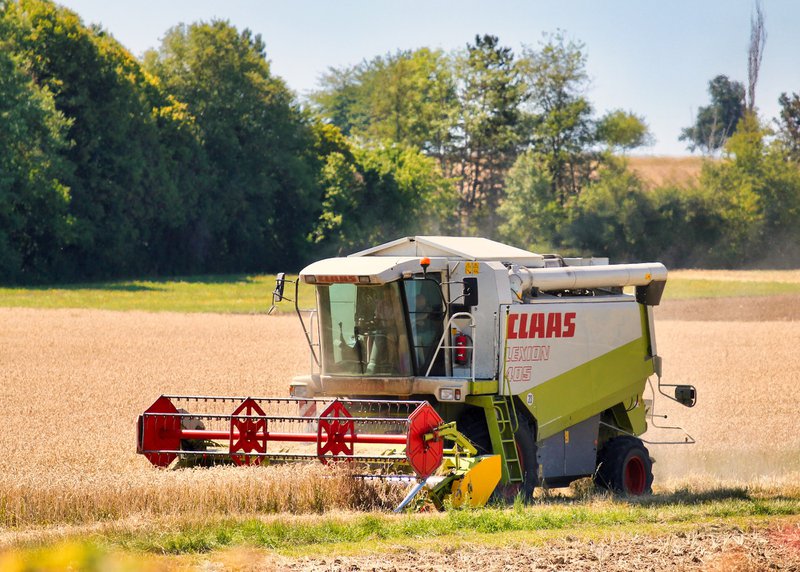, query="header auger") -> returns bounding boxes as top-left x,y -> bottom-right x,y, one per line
137,236 -> 695,509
